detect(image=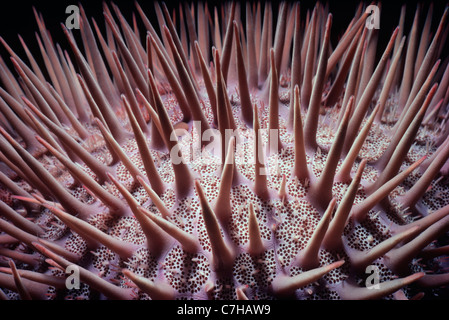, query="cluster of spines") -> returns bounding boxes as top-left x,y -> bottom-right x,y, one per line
0,1 -> 448,300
